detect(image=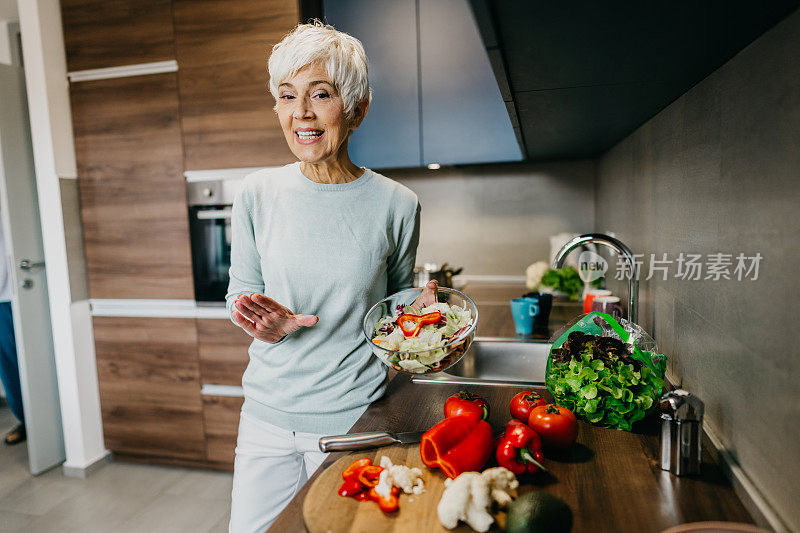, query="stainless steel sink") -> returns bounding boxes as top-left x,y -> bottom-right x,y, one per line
412,337 -> 551,387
